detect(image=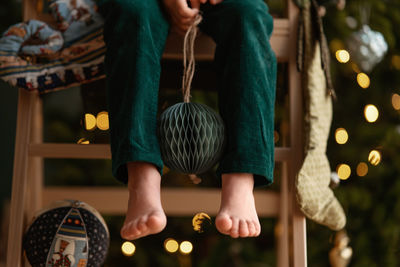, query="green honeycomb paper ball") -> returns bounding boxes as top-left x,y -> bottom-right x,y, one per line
158,102 -> 225,174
